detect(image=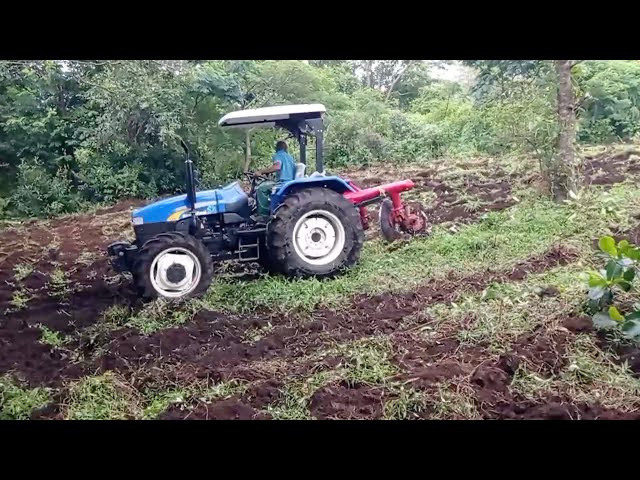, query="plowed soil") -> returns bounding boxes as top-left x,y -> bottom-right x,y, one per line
2,153 -> 640,420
